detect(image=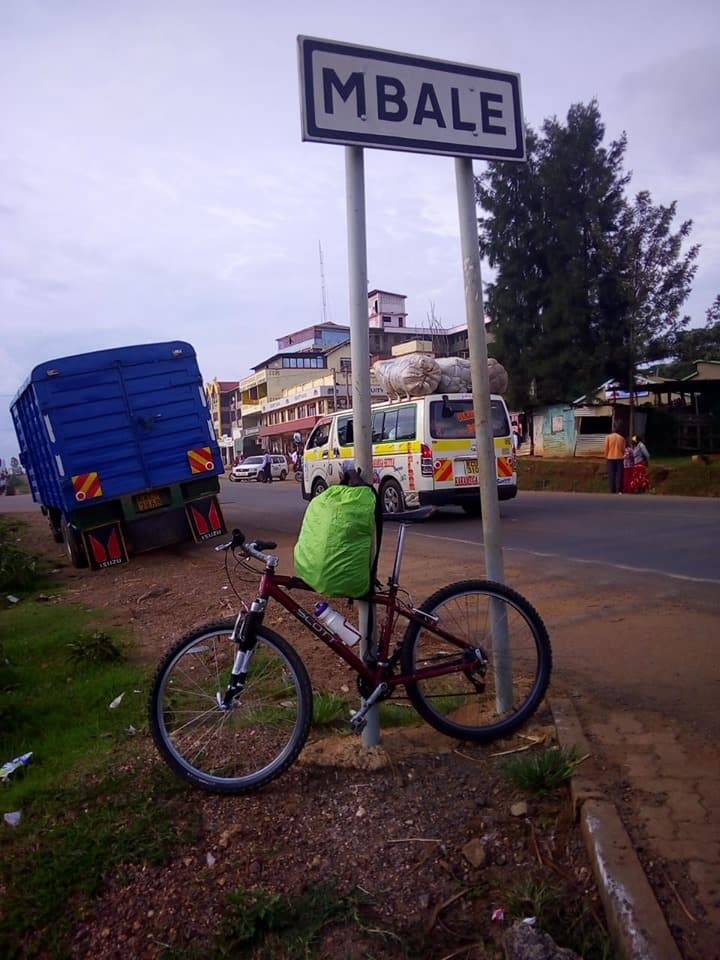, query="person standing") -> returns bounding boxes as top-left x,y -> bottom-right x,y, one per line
604,428 -> 626,494
631,435 -> 650,492
261,450 -> 273,484
622,439 -> 635,492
